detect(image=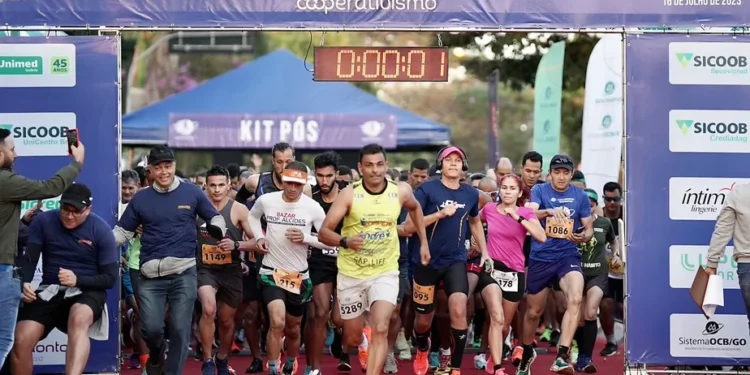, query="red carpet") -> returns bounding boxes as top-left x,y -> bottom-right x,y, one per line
122,340 -> 623,375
